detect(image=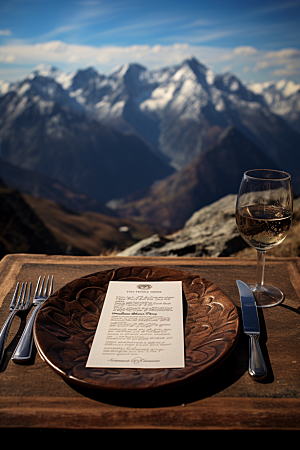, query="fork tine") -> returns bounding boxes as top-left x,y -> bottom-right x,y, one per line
34,276 -> 41,296
23,282 -> 32,309
15,283 -> 25,309
48,276 -> 53,296
43,275 -> 50,297
19,283 -> 27,308
12,276 -> 54,363
38,276 -> 46,297
1,281 -> 32,366
9,282 -> 20,309
35,275 -> 44,297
